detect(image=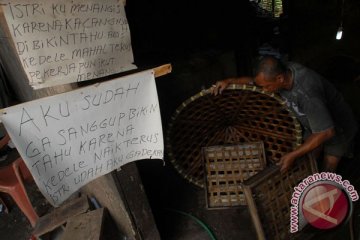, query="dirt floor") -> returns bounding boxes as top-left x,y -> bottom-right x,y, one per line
1,137 -> 360,240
